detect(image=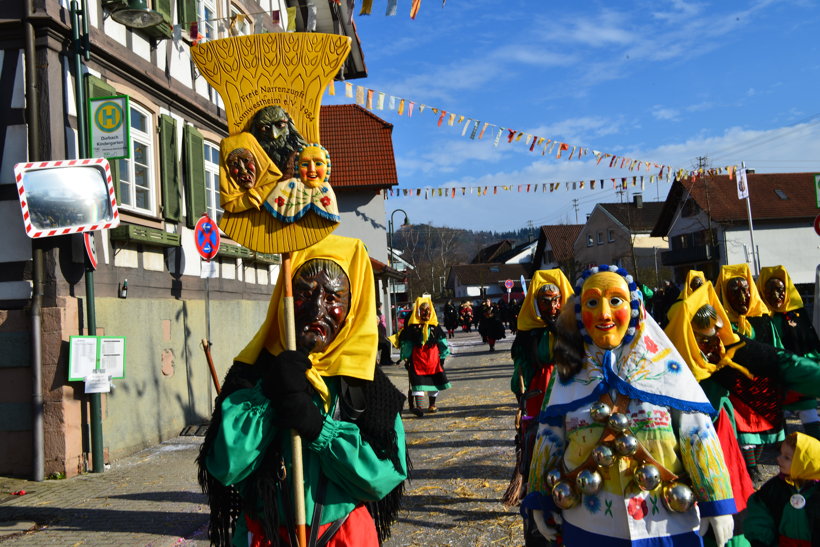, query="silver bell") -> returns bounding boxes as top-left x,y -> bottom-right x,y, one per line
663,482 -> 695,513
634,463 -> 661,491
589,401 -> 612,423
576,469 -> 604,495
614,433 -> 639,456
607,412 -> 631,432
545,468 -> 563,490
592,444 -> 615,468
551,480 -> 581,509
